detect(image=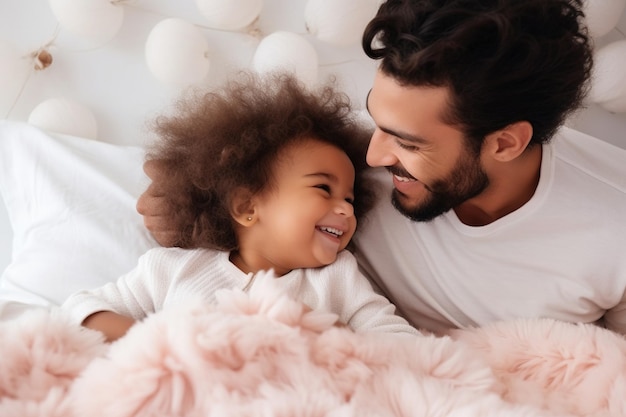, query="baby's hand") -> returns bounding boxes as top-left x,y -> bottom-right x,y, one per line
82,311 -> 136,343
